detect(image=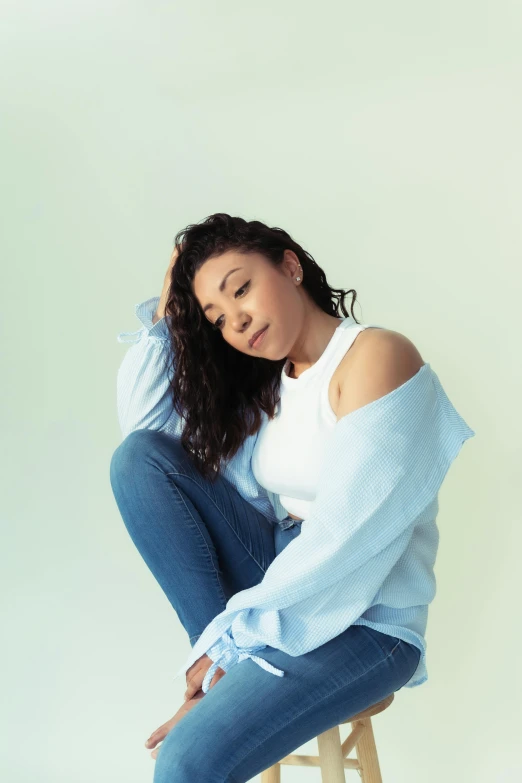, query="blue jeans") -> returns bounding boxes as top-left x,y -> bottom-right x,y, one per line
110,430 -> 421,783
